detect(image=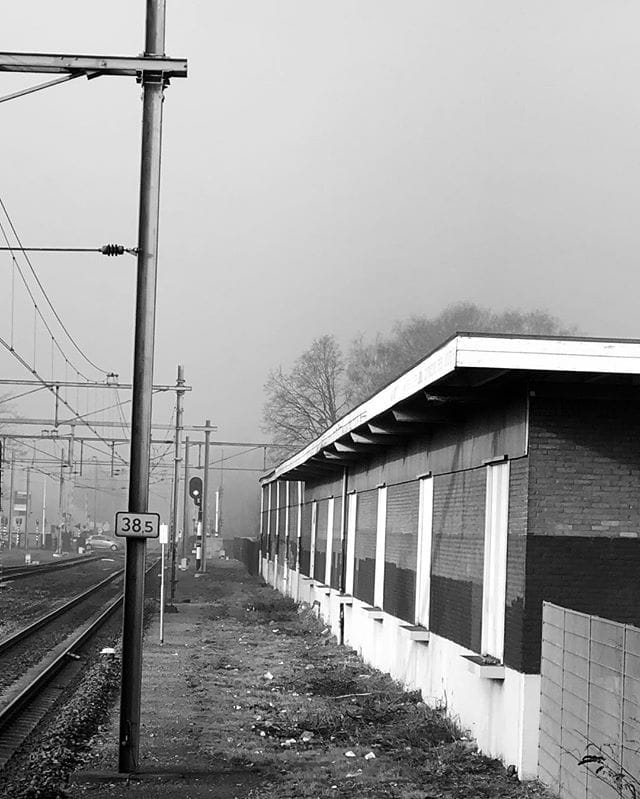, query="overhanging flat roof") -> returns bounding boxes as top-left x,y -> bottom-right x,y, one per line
262,333 -> 640,483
